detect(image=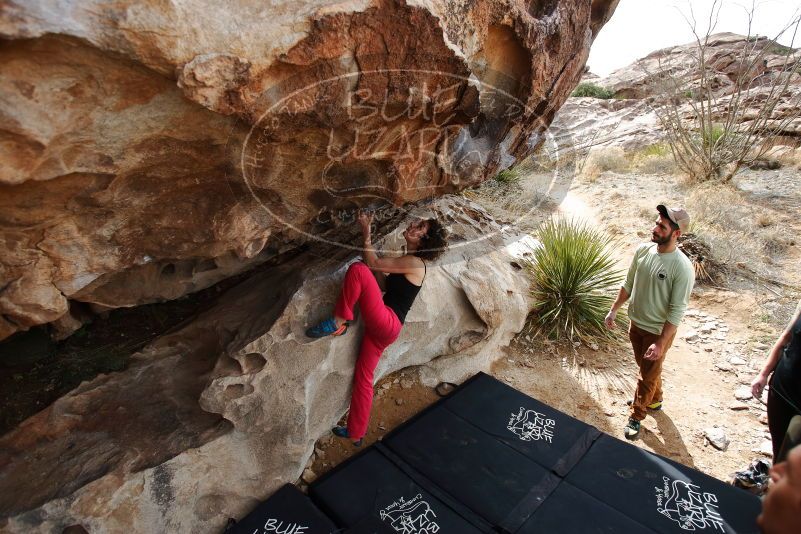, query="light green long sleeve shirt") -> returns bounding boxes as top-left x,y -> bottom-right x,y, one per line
623,242 -> 695,335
